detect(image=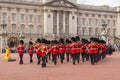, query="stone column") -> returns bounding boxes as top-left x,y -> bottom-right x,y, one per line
44,9 -> 48,34
69,12 -> 72,35
69,12 -> 77,36
63,12 -> 65,34
57,11 -> 59,35
44,9 -> 53,36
